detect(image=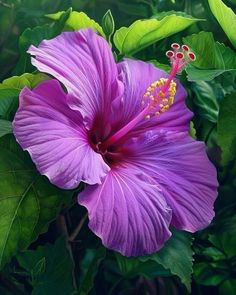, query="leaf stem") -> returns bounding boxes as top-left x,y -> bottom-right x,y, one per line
68,213 -> 88,242
57,215 -> 77,290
